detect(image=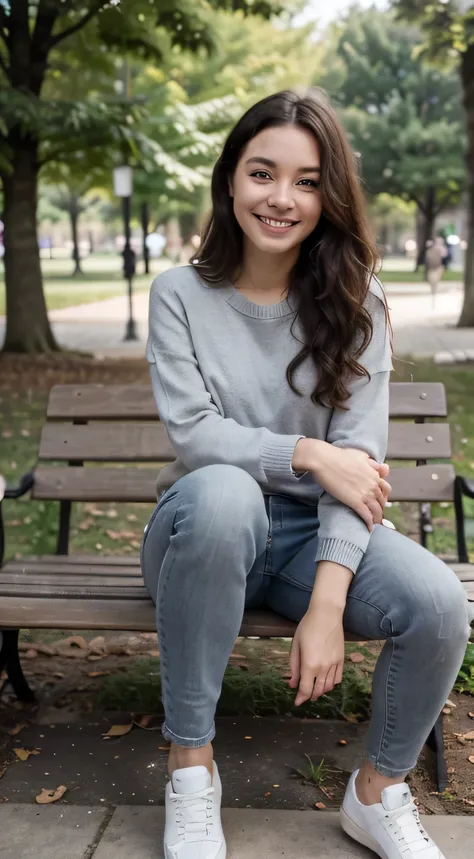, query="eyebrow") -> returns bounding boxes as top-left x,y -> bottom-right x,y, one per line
245,156 -> 320,173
